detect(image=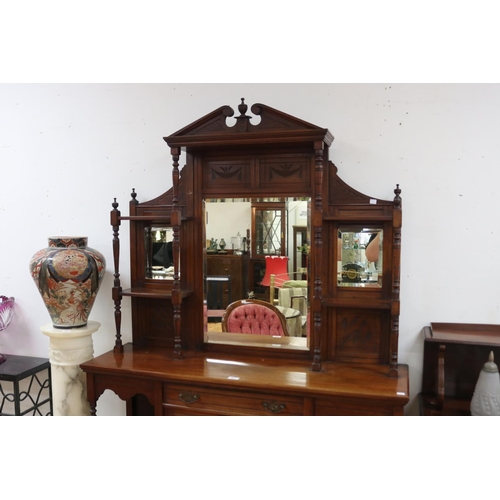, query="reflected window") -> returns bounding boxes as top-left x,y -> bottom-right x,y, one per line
145,227 -> 175,280
252,202 -> 286,256
337,228 -> 383,288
